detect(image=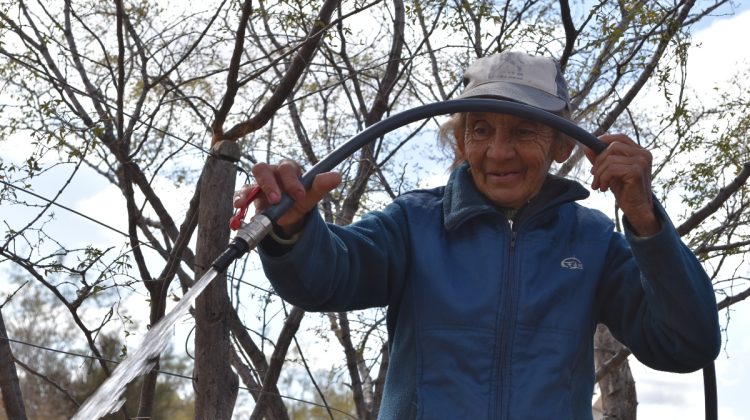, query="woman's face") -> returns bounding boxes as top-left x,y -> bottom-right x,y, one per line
461,112 -> 572,209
